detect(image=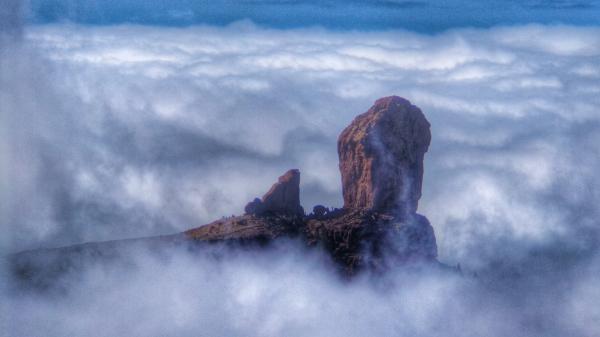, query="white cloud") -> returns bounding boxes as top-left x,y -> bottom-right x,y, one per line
3,21 -> 600,337
2,242 -> 528,337
2,23 -> 599,264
